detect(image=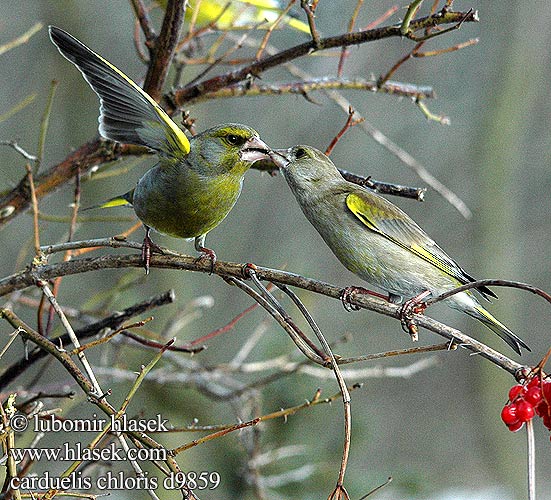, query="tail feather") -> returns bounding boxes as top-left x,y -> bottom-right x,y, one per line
470,305 -> 530,355
82,190 -> 134,211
